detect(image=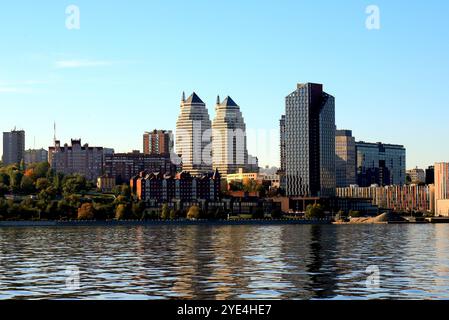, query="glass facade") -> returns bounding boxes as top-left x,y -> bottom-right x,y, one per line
285,83 -> 336,197
356,142 -> 406,186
